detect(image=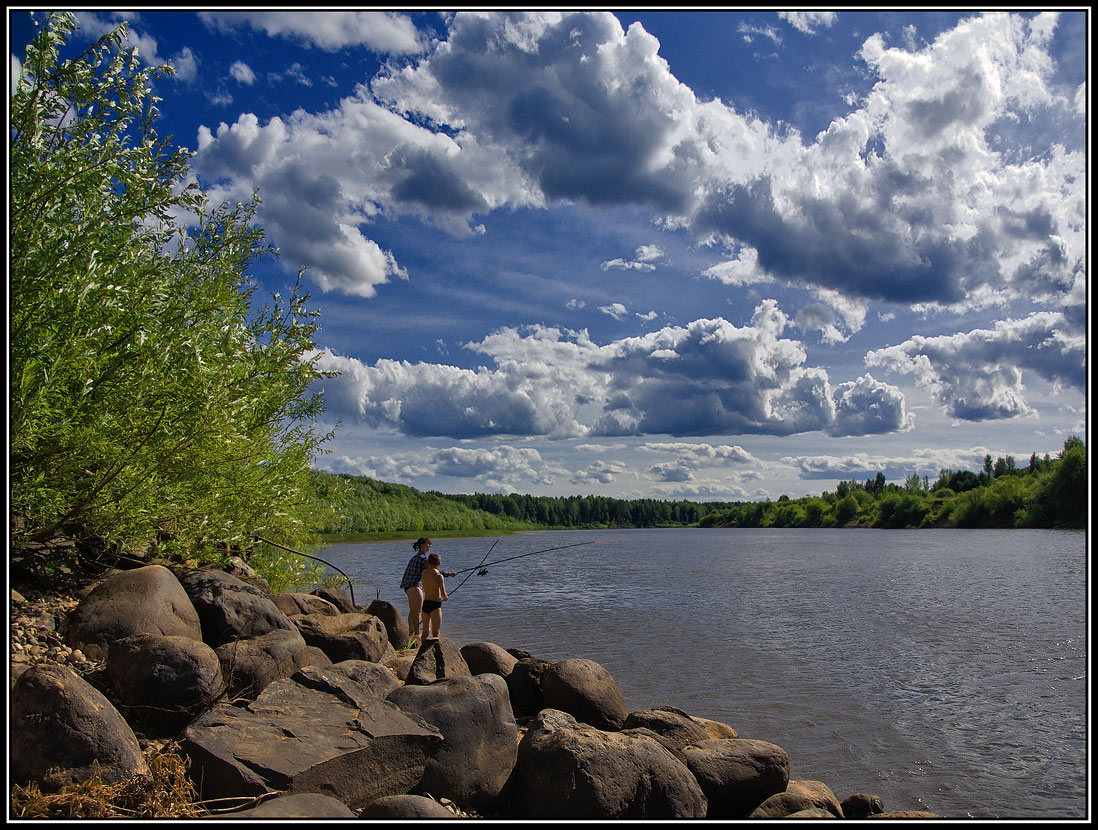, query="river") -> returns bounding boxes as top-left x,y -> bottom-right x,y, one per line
316,527 -> 1088,819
